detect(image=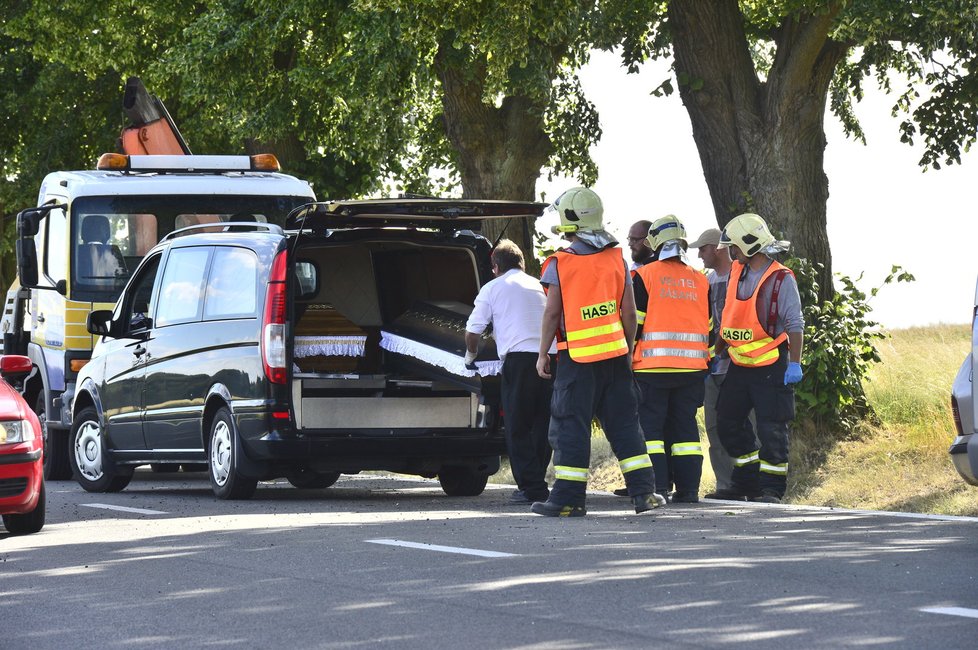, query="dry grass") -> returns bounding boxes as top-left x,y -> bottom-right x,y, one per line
793,323 -> 978,516
495,324 -> 978,515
